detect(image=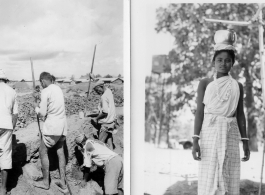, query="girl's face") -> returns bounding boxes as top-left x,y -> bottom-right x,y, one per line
214,51 -> 233,74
